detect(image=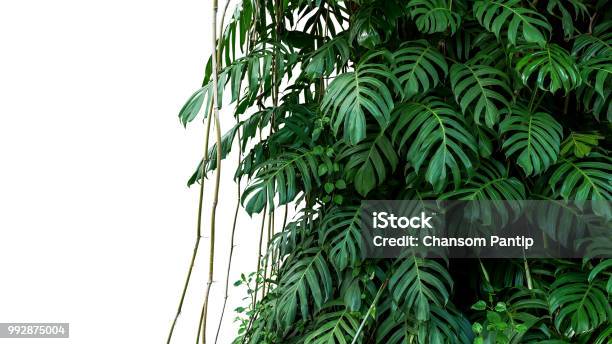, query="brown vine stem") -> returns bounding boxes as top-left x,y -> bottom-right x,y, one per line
275,204 -> 288,273
240,207 -> 266,344
199,0 -> 223,341
252,208 -> 267,310
168,0 -> 232,341
261,210 -> 273,297
261,0 -> 280,298
213,124 -> 243,344
167,105 -> 213,344
350,279 -> 389,344
218,0 -> 230,37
